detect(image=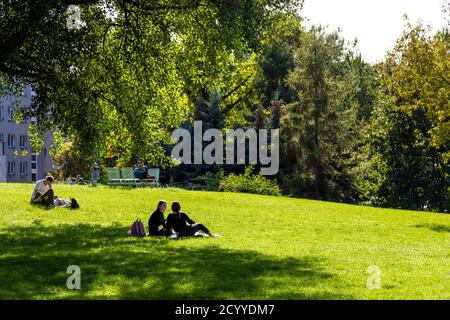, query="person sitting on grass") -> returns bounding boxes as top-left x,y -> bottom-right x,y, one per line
30,176 -> 55,208
166,202 -> 215,237
148,200 -> 170,236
